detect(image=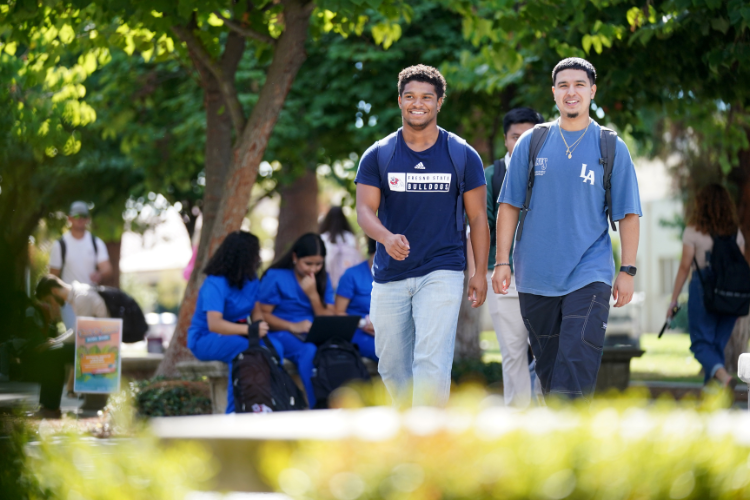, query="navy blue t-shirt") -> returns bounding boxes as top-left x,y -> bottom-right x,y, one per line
335,260 -> 373,317
355,129 -> 485,283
